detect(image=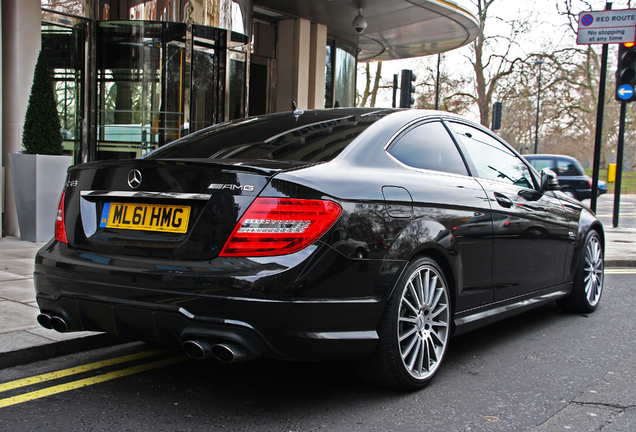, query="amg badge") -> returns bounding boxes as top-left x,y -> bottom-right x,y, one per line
208,183 -> 254,192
